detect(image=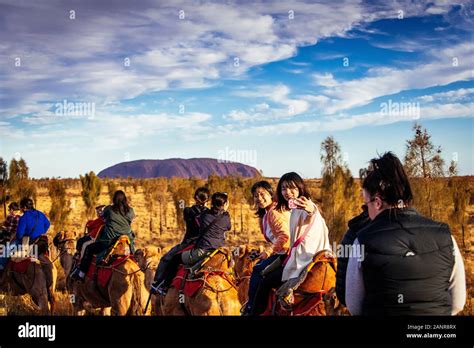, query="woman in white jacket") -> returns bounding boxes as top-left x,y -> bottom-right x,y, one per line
251,172 -> 330,315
